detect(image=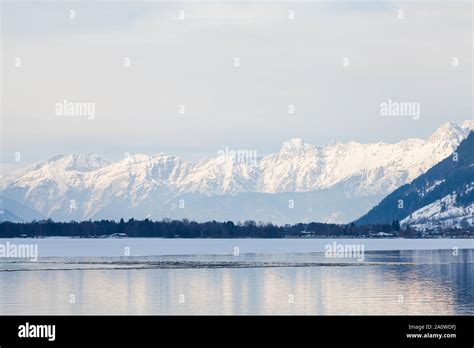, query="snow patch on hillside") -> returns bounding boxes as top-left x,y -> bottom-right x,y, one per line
401,193 -> 473,231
